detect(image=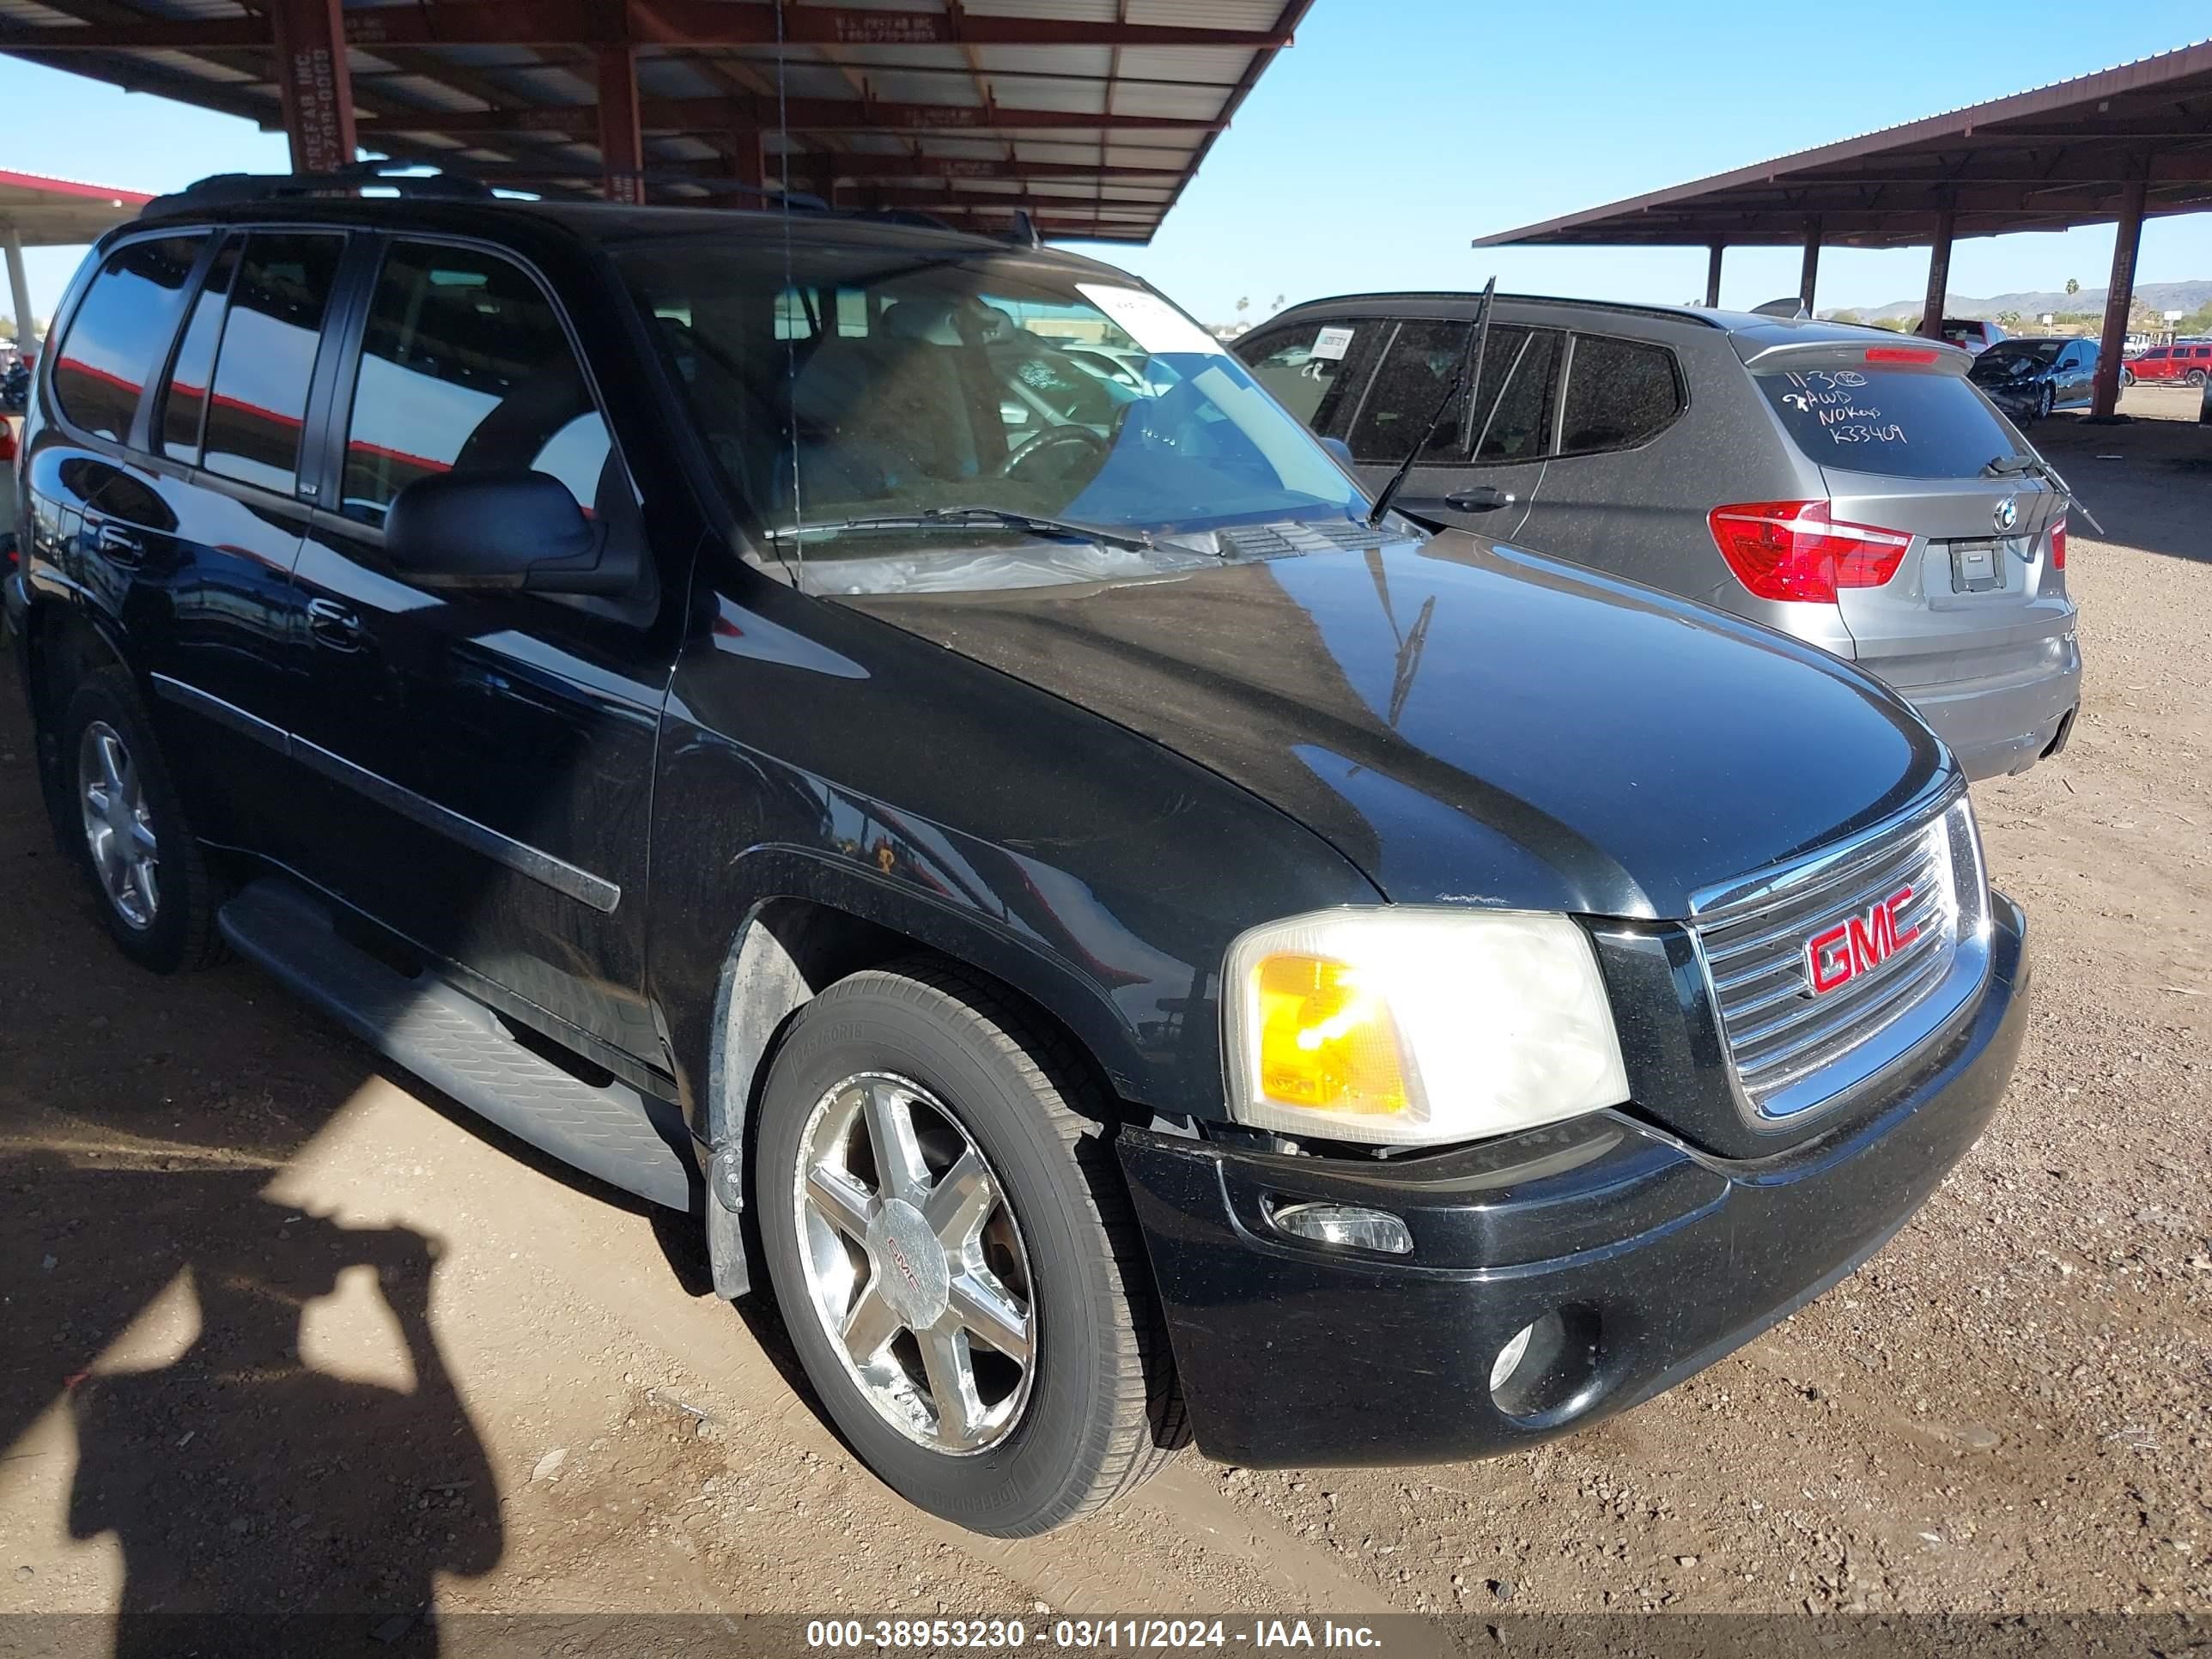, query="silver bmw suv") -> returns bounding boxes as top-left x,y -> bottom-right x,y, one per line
1237,295 -> 2081,780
